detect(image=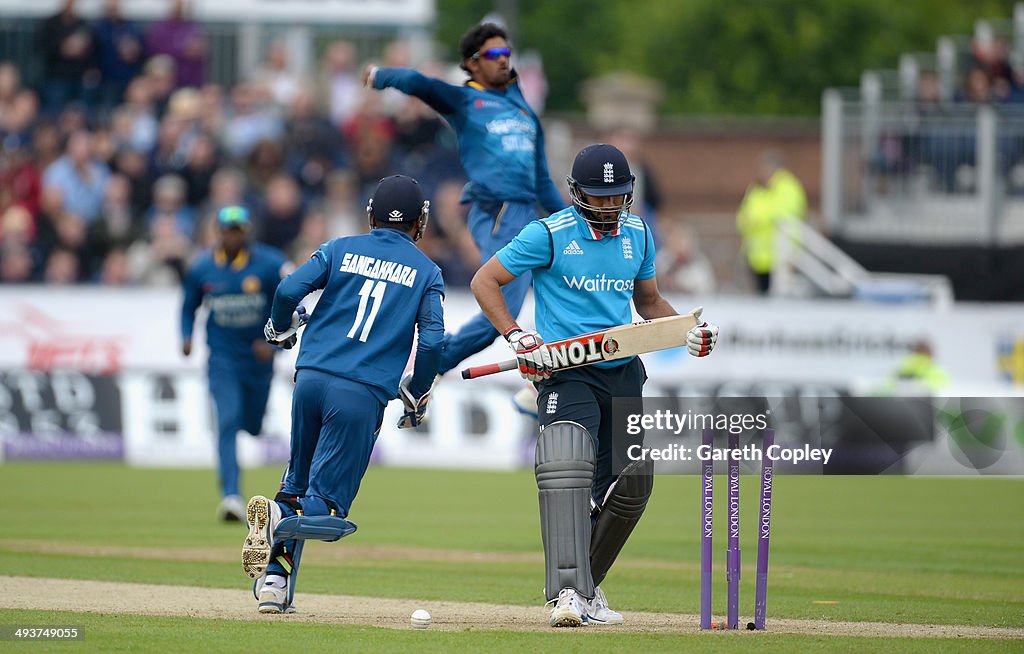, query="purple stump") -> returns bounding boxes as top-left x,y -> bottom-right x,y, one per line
700,428 -> 714,630
754,427 -> 775,630
727,430 -> 741,630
